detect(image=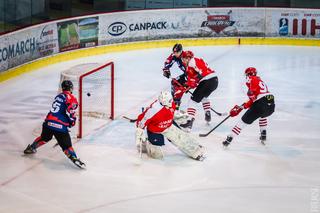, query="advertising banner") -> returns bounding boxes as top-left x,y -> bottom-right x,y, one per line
58,16 -> 99,52
1,8 -> 320,74
0,23 -> 59,72
198,8 -> 265,37
99,8 -> 265,45
266,8 -> 320,37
